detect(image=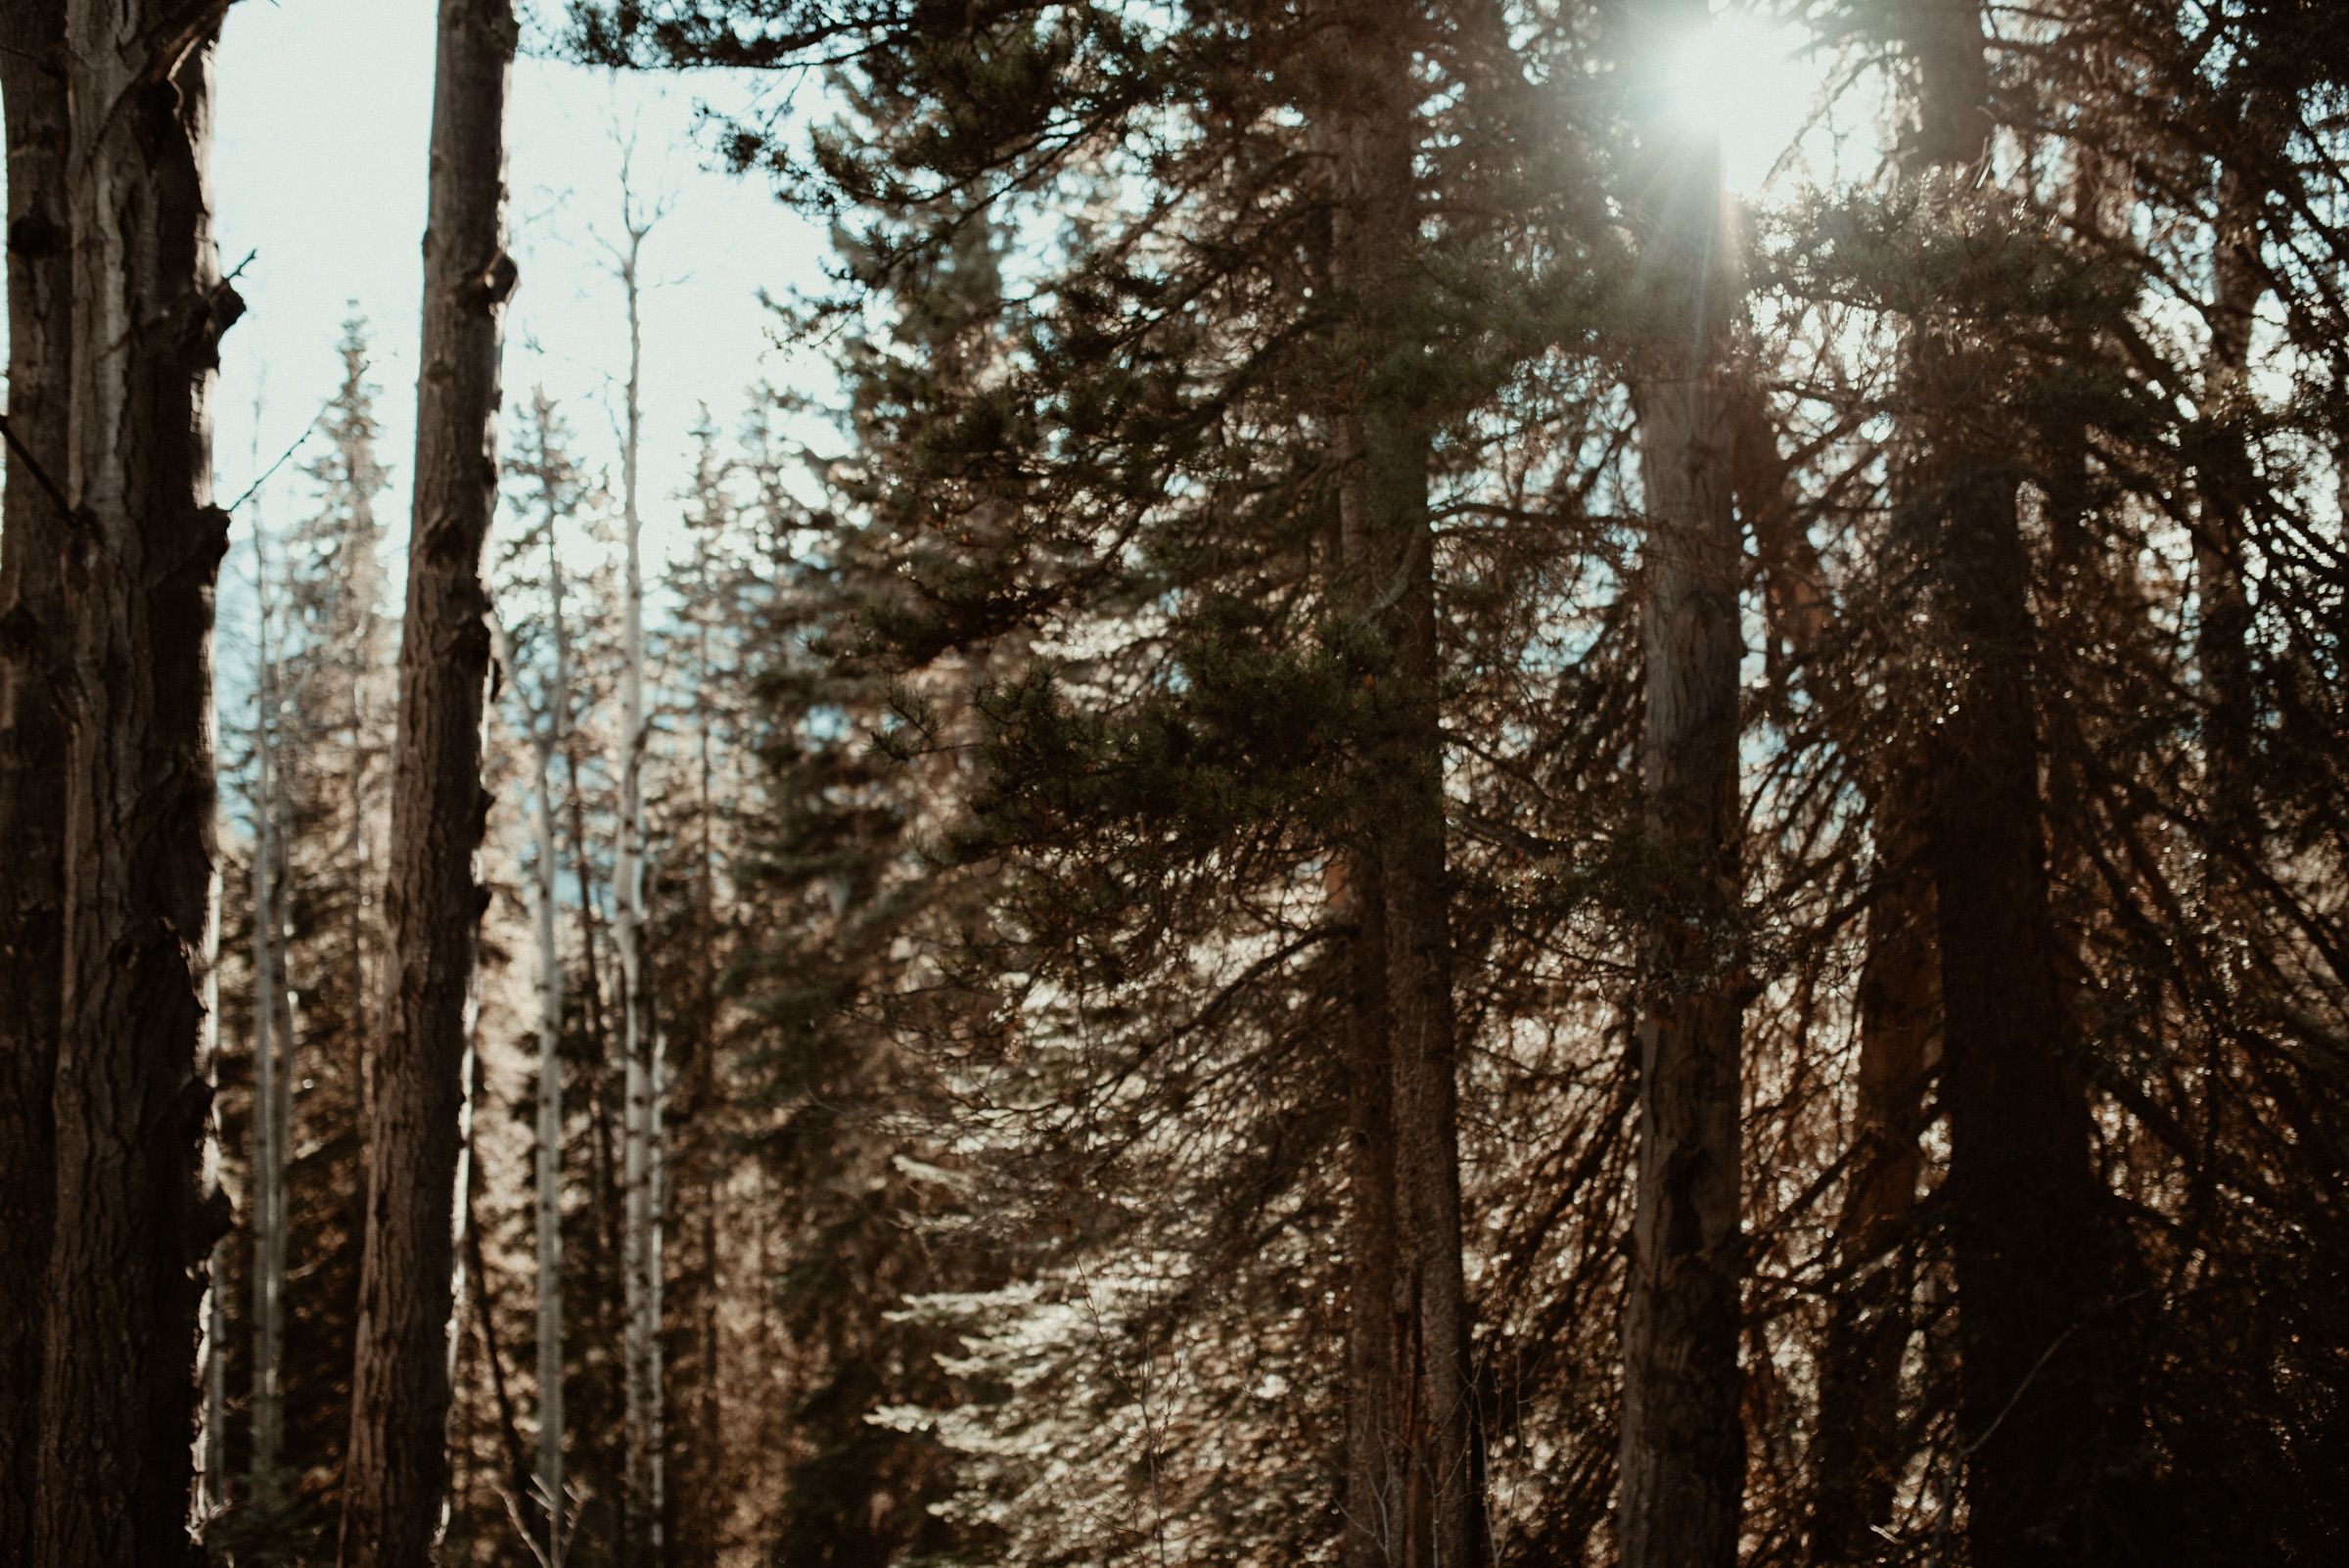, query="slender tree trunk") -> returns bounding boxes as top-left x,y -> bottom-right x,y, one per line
1340,852 -> 1403,1568
339,2 -> 517,1561
201,914 -> 227,1532
251,524 -> 290,1485
1615,9 -> 1748,1565
1808,783 -> 1934,1560
1324,5 -> 1478,1559
522,469 -> 574,1557
611,195 -> 666,1567
2195,156 -> 2265,833
1904,8 -> 2119,1563
36,5 -> 240,1561
0,4 -> 70,1551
